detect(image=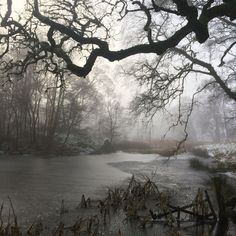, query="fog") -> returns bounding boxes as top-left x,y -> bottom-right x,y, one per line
0,0 -> 236,235
0,0 -> 235,154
